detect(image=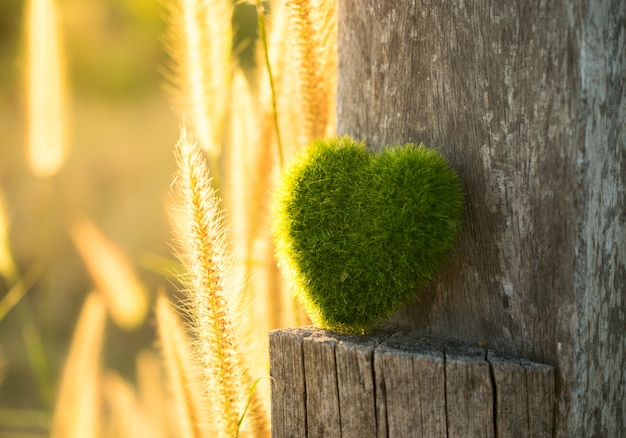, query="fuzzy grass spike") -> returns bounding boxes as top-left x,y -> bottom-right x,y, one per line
286,0 -> 337,140
163,0 -> 232,171
171,127 -> 268,437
